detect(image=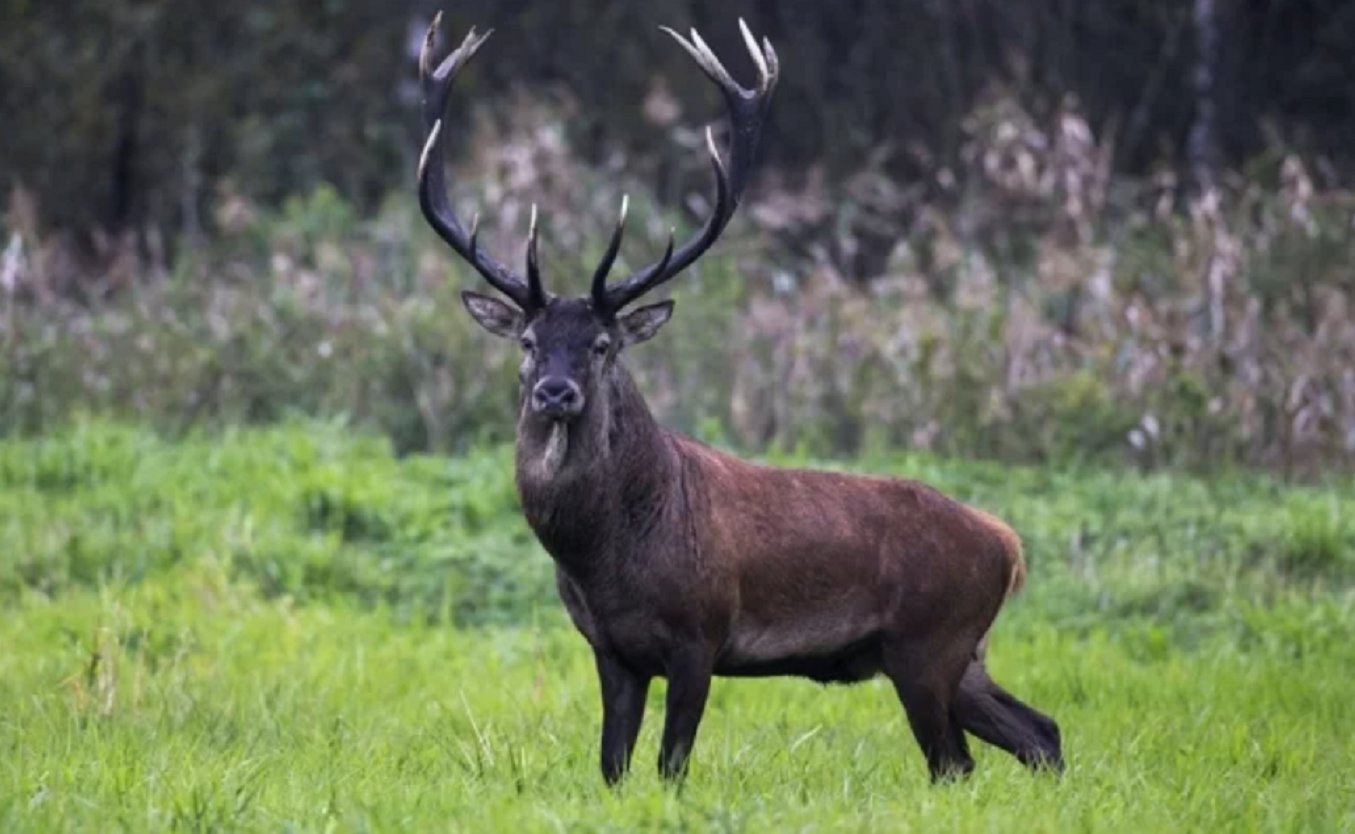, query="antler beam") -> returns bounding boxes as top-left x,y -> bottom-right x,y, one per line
418,13 -> 548,310
591,19 -> 779,315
